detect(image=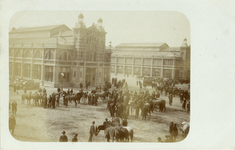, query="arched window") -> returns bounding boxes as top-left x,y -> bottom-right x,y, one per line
63,52 -> 67,60
15,50 -> 22,57
45,50 -> 54,60
35,51 -> 42,58
25,50 -> 31,58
